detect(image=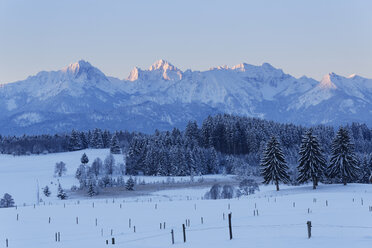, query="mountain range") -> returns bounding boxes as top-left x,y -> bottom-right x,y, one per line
0,59 -> 371,135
